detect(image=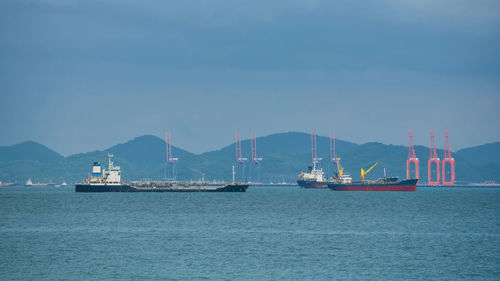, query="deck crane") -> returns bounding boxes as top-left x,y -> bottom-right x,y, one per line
361,161 -> 379,181
336,157 -> 344,177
